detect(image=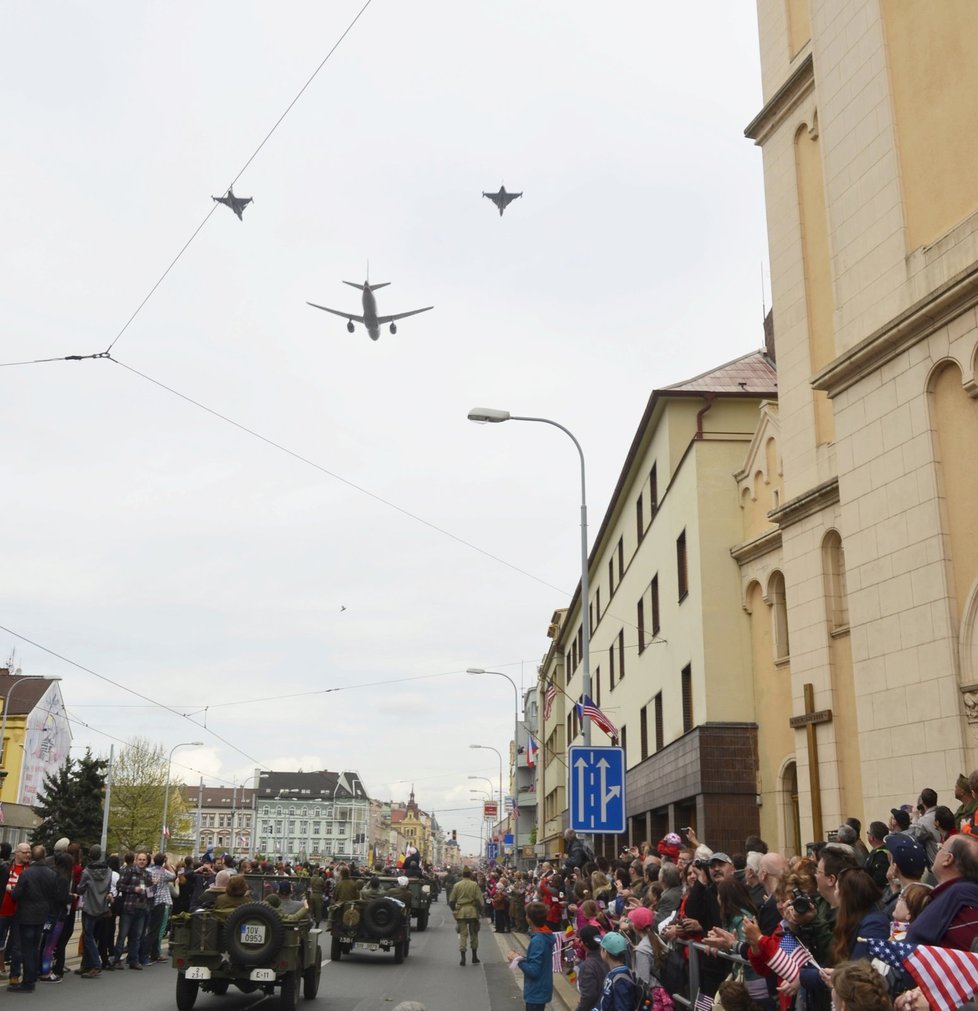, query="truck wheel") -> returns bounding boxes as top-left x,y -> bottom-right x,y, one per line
303,949 -> 322,999
415,909 -> 428,932
280,970 -> 298,1011
393,941 -> 405,964
176,974 -> 200,1011
330,935 -> 342,961
210,980 -> 230,995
